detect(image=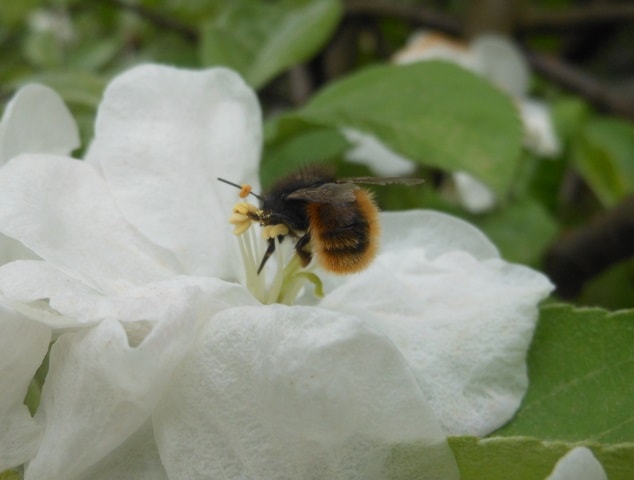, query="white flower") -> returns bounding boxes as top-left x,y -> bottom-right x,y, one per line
0,65 -> 551,479
545,447 -> 607,480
